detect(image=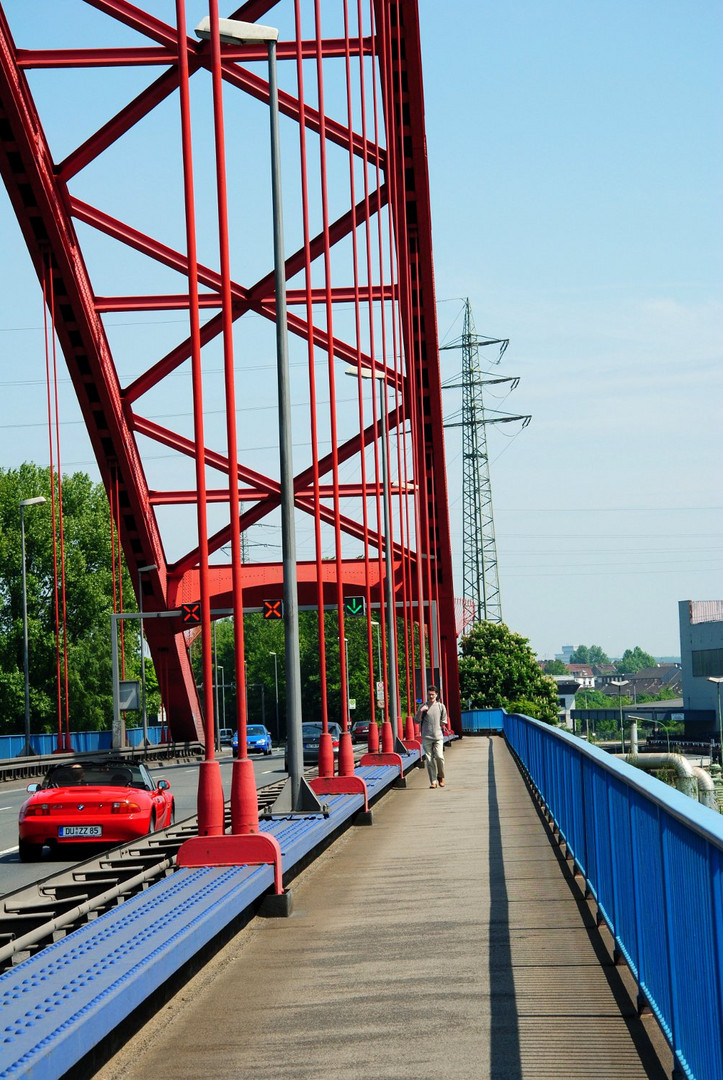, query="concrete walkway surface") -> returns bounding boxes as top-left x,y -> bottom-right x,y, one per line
95,737 -> 673,1080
